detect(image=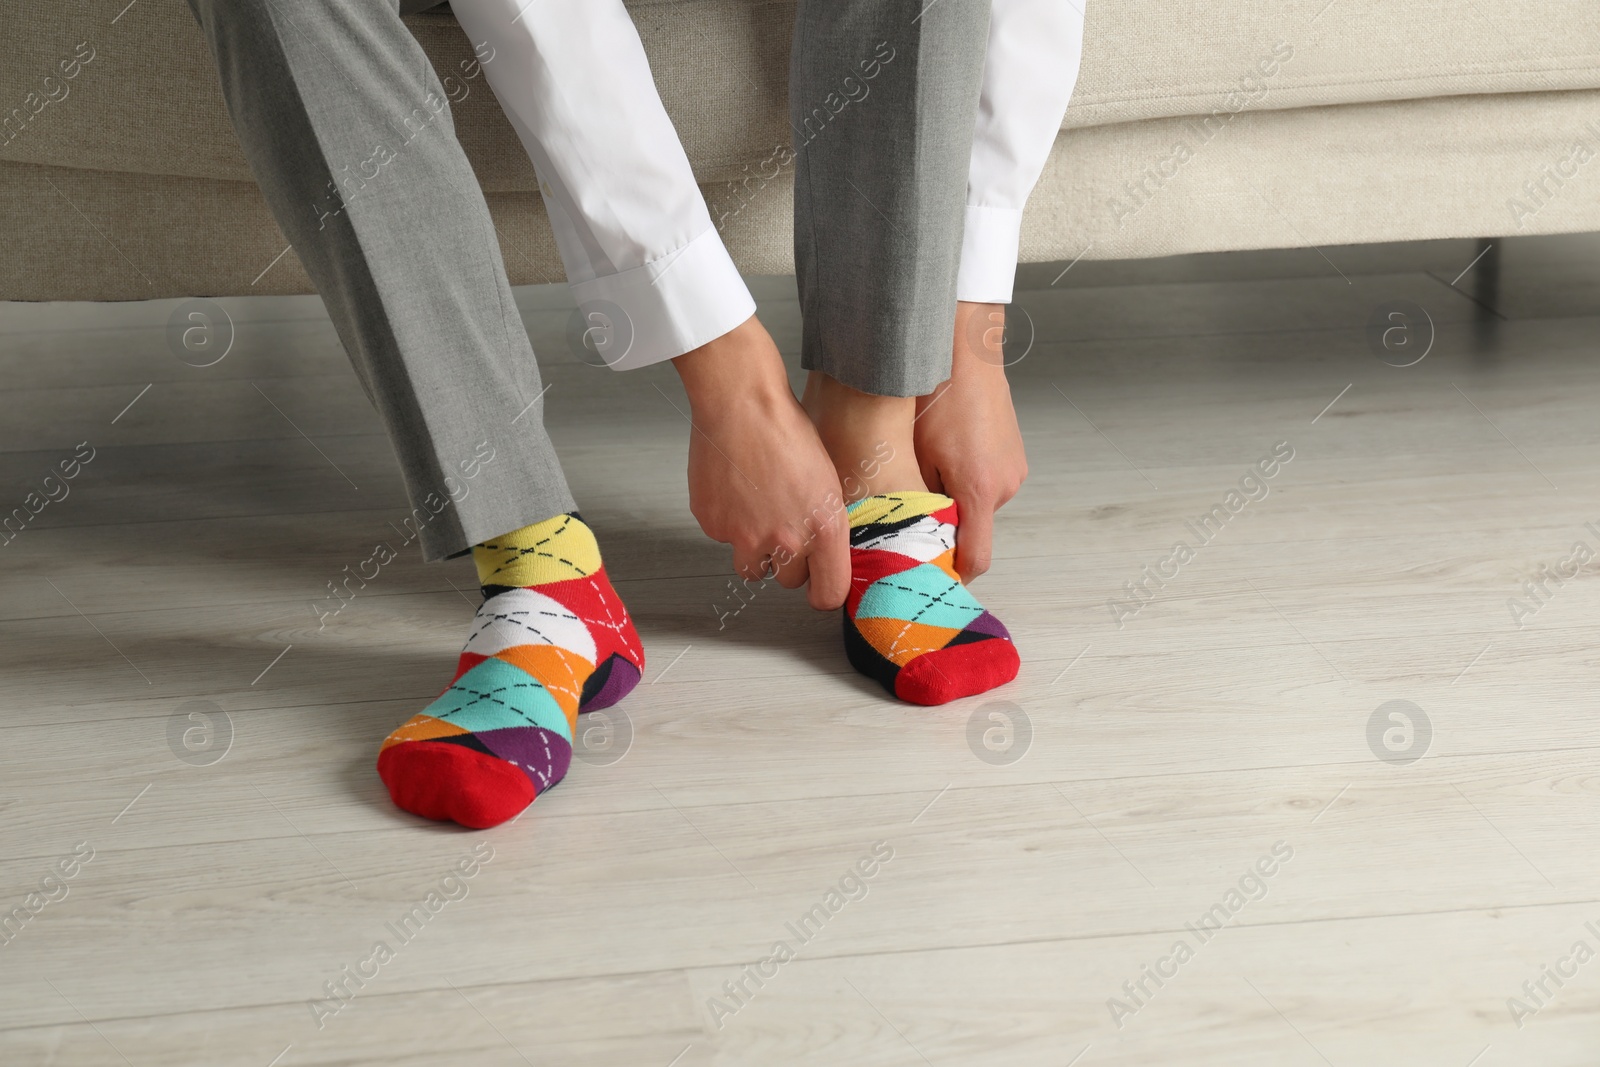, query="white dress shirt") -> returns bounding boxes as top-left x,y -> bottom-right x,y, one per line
451,0 -> 1084,369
